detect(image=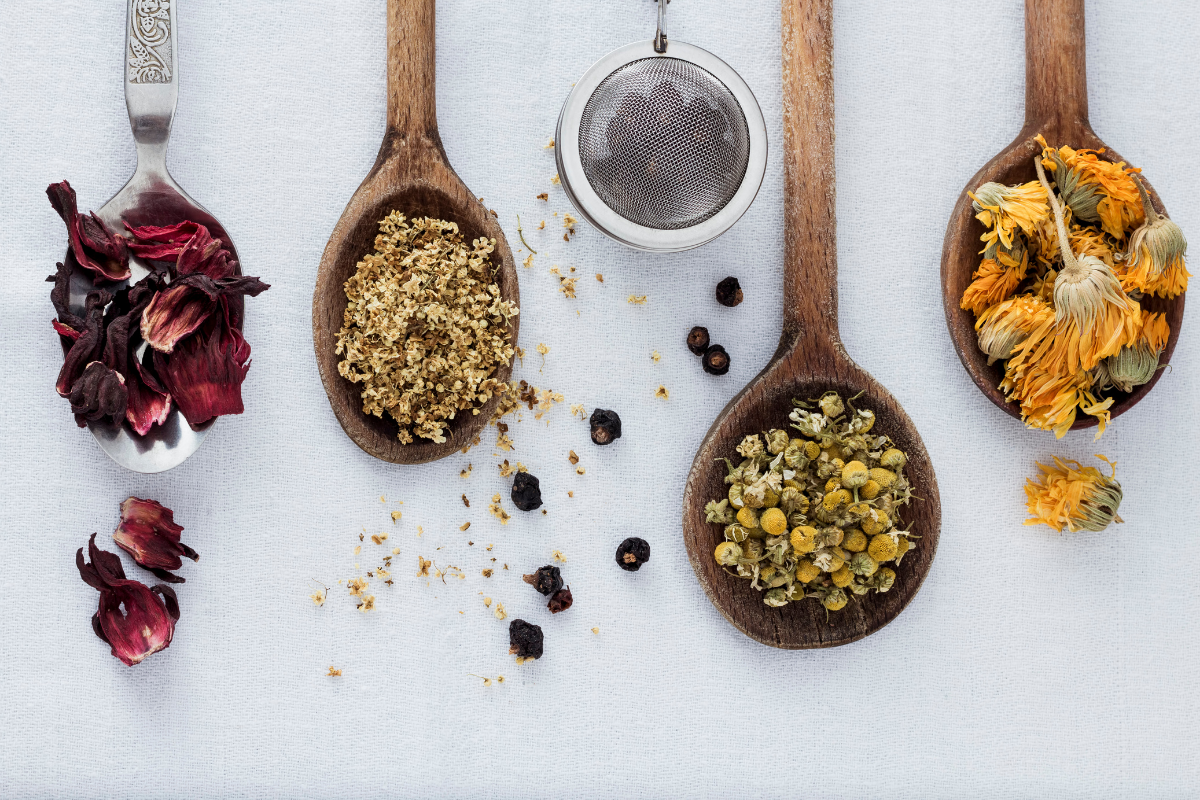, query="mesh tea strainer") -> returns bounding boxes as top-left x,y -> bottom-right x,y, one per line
555,0 -> 768,252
